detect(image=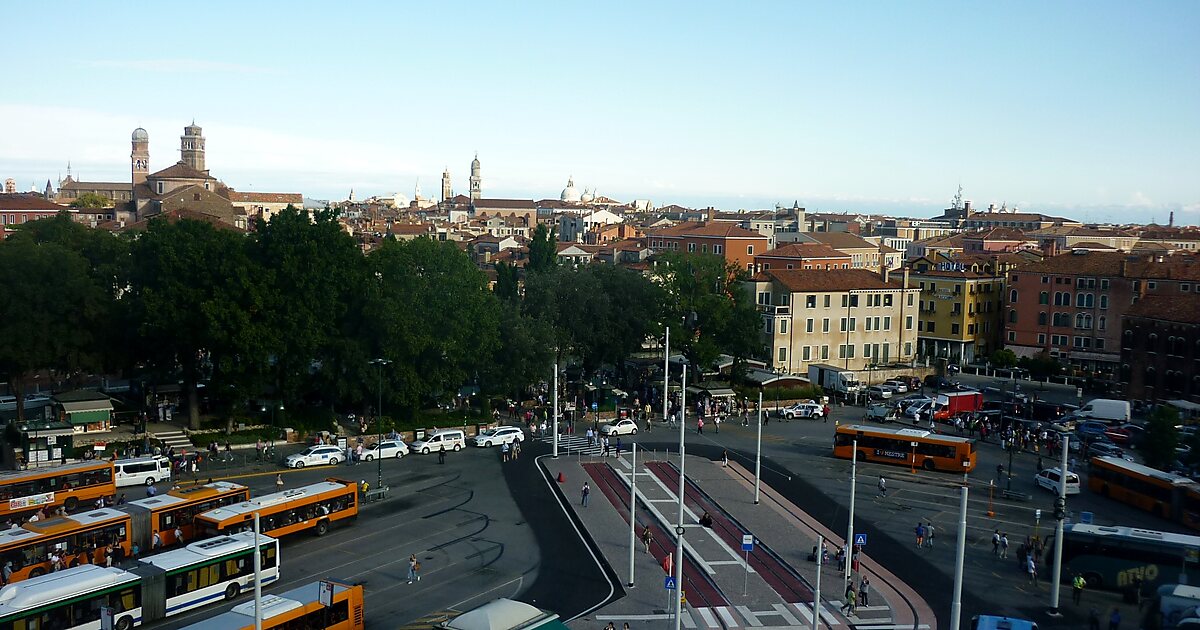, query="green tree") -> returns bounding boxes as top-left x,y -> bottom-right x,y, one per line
1144,406 -> 1181,470
366,237 -> 500,415
494,260 -> 520,302
482,304 -> 555,401
69,192 -> 112,209
128,218 -> 266,429
527,223 -> 558,274
653,252 -> 761,375
1017,351 -> 1063,379
0,238 -> 107,421
990,349 -> 1018,369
